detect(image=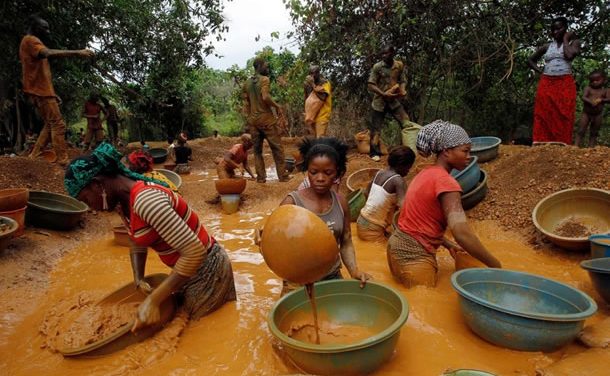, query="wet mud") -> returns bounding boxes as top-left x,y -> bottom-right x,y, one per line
1,141 -> 610,375
2,216 -> 608,375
